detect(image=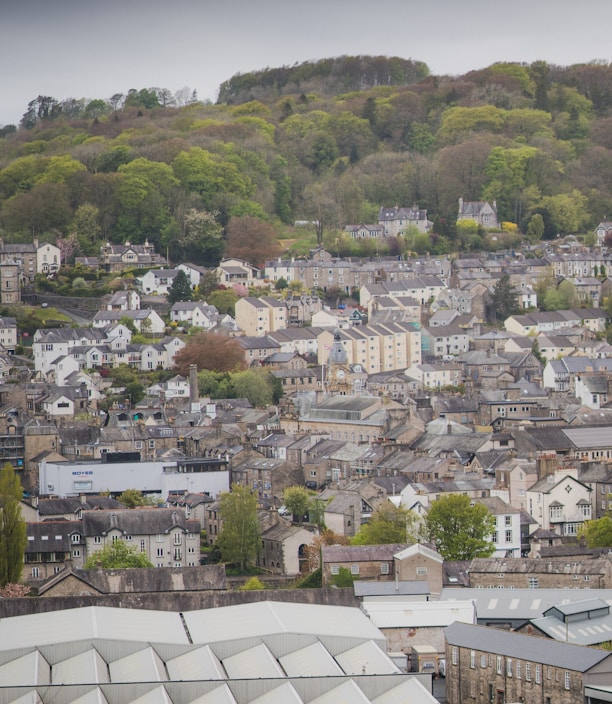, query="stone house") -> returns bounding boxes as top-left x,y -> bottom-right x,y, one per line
81,508 -> 201,568
99,240 -> 165,273
322,542 -> 443,594
24,520 -> 85,584
444,621 -> 612,704
378,205 -> 431,235
466,555 -> 612,589
256,518 -> 314,576
321,543 -> 408,586
457,197 -> 499,229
